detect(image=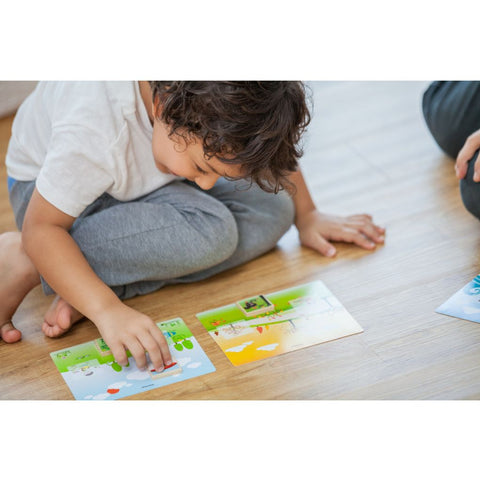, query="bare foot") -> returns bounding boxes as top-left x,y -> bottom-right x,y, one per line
43,295 -> 85,337
0,232 -> 40,343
